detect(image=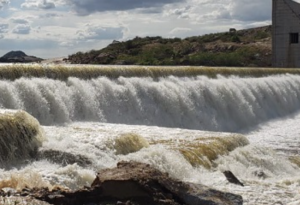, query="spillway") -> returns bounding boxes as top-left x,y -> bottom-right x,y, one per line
0,73 -> 299,132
